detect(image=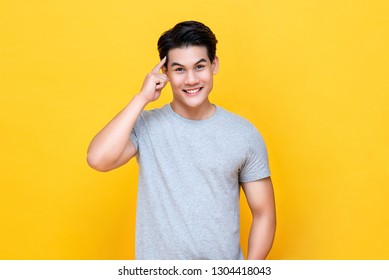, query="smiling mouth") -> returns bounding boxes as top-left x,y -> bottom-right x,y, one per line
183,87 -> 203,95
